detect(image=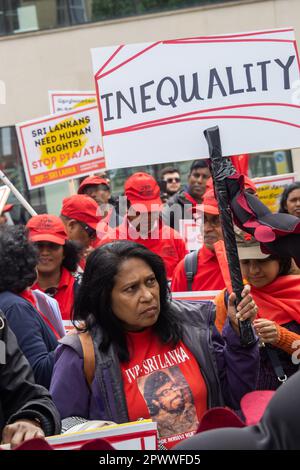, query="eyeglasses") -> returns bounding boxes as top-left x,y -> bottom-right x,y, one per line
156,384 -> 178,398
77,221 -> 96,239
166,177 -> 180,184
